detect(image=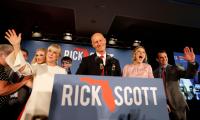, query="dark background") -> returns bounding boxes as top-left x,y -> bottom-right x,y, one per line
1,0 -> 200,68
